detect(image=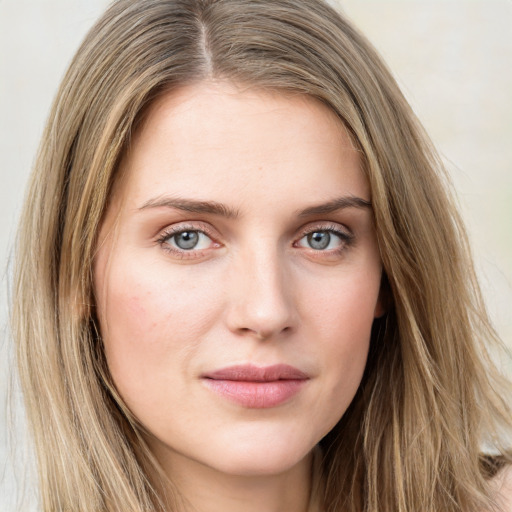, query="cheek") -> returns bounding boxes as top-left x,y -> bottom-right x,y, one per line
302,268 -> 379,426
94,254 -> 221,410
305,263 -> 380,347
